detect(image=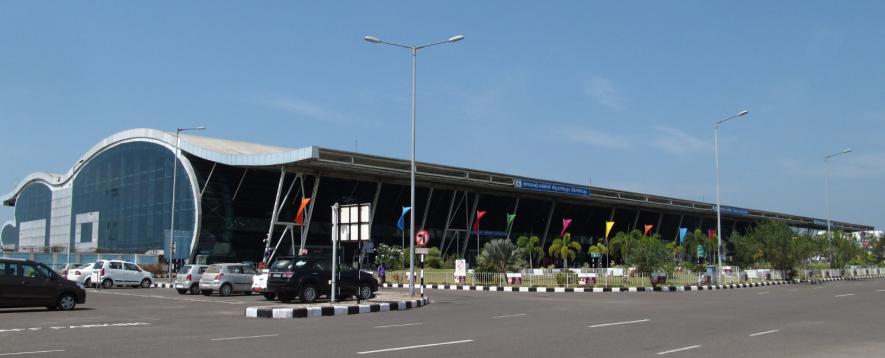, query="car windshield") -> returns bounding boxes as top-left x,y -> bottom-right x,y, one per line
93,261 -> 103,269
204,265 -> 221,274
180,265 -> 192,274
270,259 -> 310,272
